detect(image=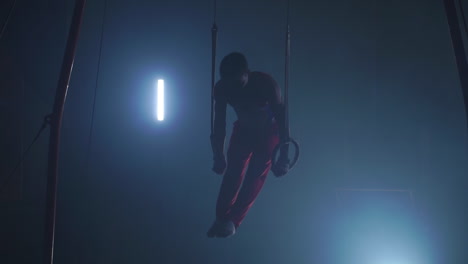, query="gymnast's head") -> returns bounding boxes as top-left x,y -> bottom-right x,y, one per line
220,52 -> 249,87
